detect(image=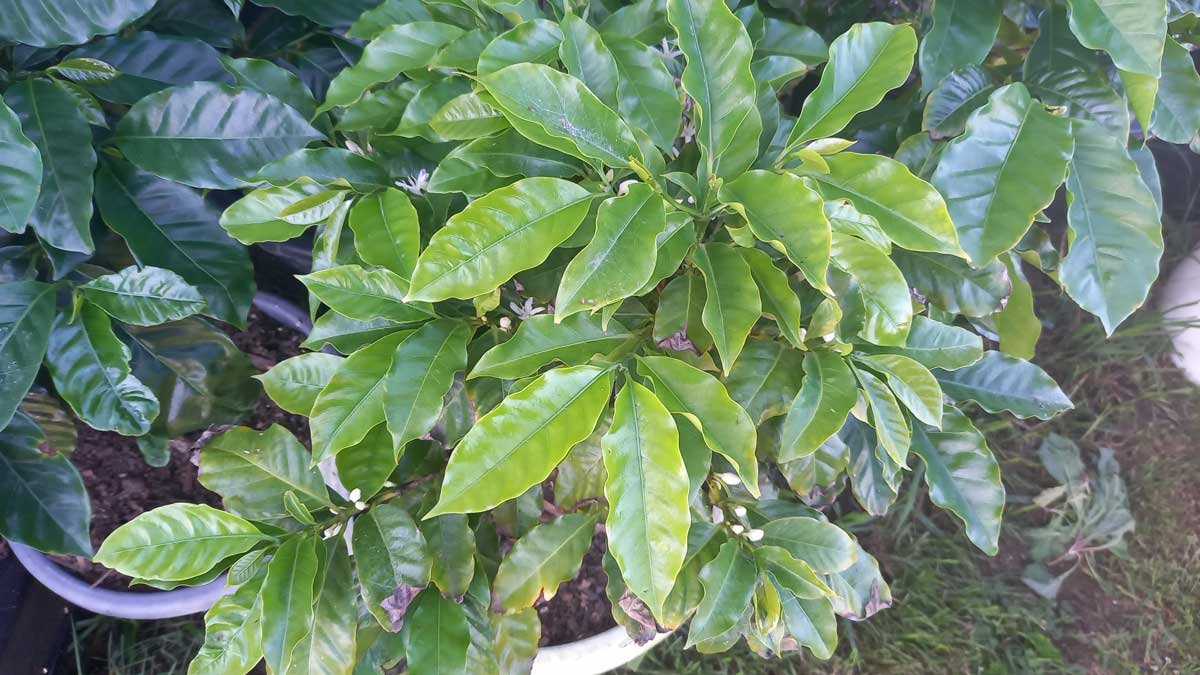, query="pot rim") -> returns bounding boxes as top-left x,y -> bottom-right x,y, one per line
531,626 -> 672,675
